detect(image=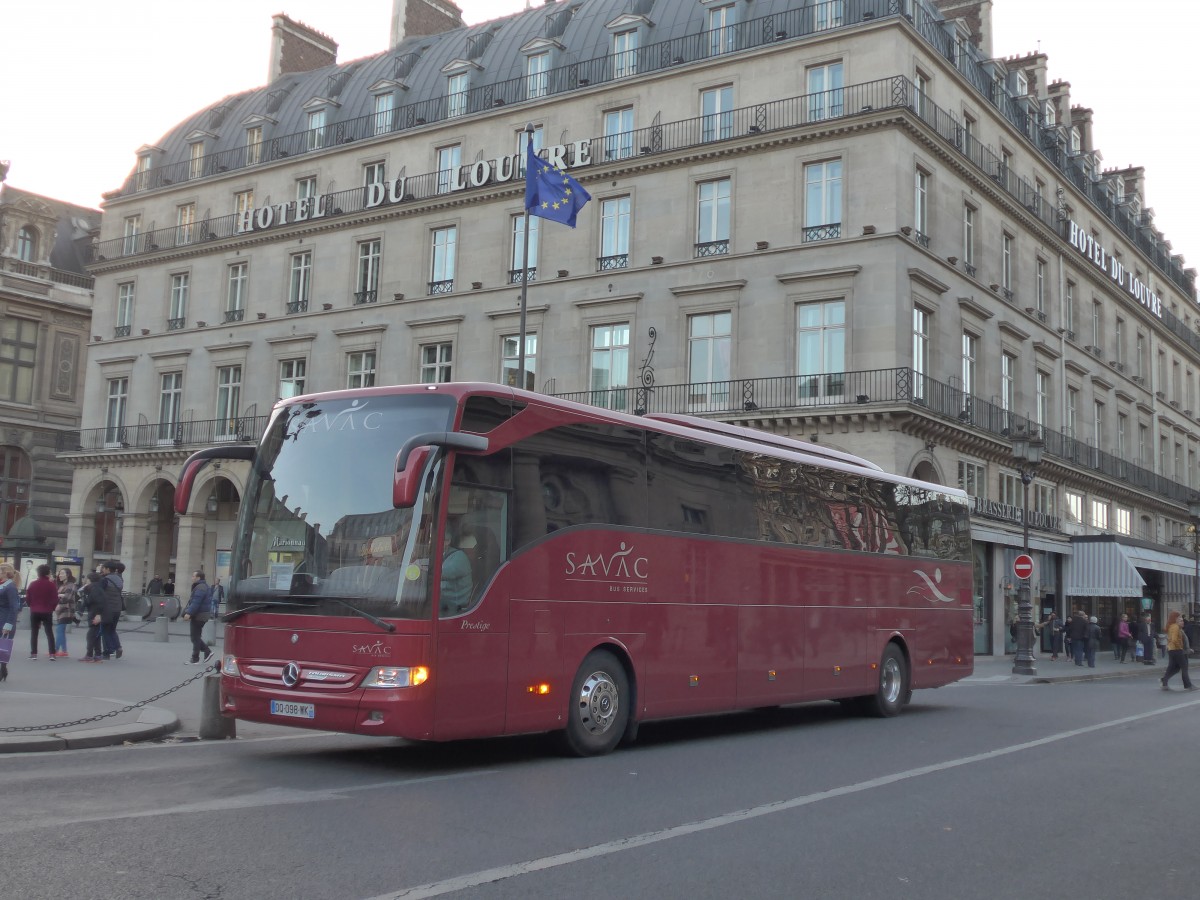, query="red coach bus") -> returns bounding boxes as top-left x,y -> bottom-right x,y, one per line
176,382 -> 973,755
